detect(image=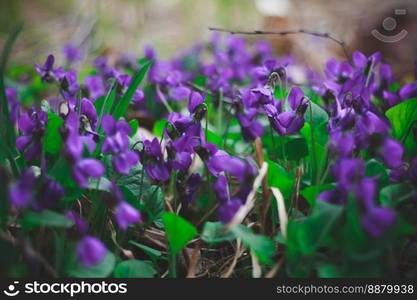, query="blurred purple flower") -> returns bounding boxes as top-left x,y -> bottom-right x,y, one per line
218,199 -> 242,224
8,169 -> 36,208
76,236 -> 107,267
63,43 -> 84,64
115,201 -> 142,230
72,158 -> 105,188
